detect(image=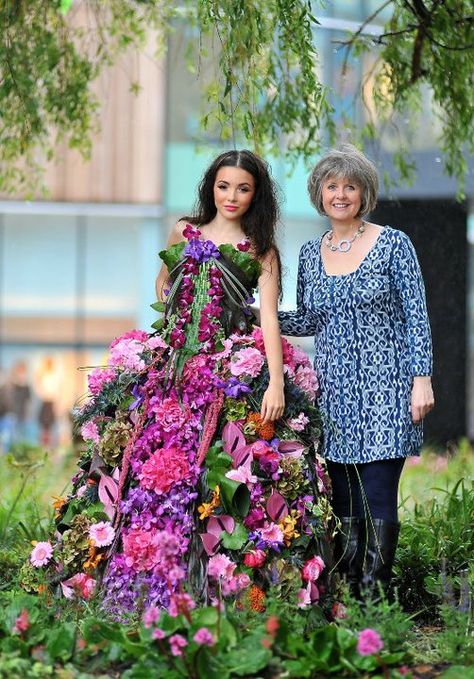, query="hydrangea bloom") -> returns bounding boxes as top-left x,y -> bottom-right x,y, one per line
87,367 -> 116,396
139,448 -> 192,494
230,347 -> 265,377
